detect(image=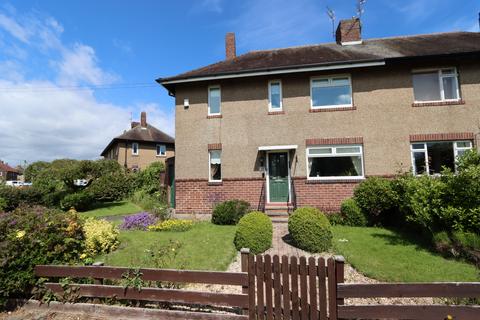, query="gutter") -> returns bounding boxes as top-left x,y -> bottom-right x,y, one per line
157,60 -> 386,86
